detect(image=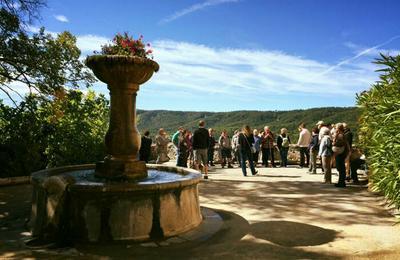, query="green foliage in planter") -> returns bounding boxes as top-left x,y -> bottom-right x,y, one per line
357,54 -> 400,209
0,90 -> 108,177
